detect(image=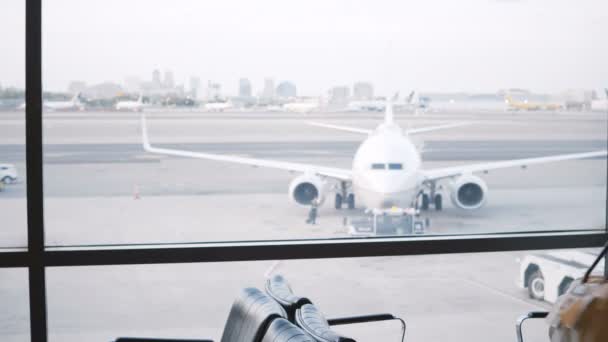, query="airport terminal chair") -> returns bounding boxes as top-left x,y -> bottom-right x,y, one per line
266,275 -> 406,342
114,287 -> 287,342
262,318 -> 316,342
